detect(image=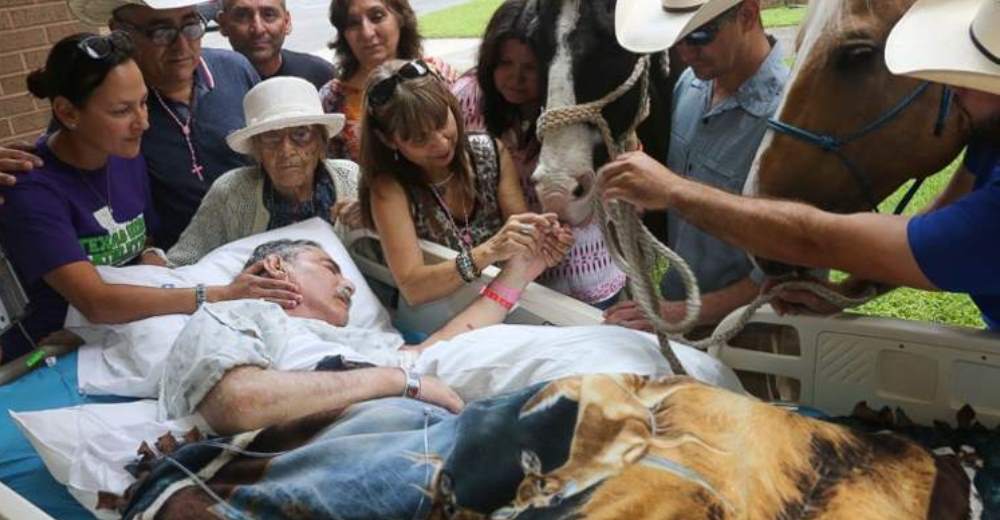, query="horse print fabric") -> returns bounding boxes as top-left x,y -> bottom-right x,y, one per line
111,375 -> 970,519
